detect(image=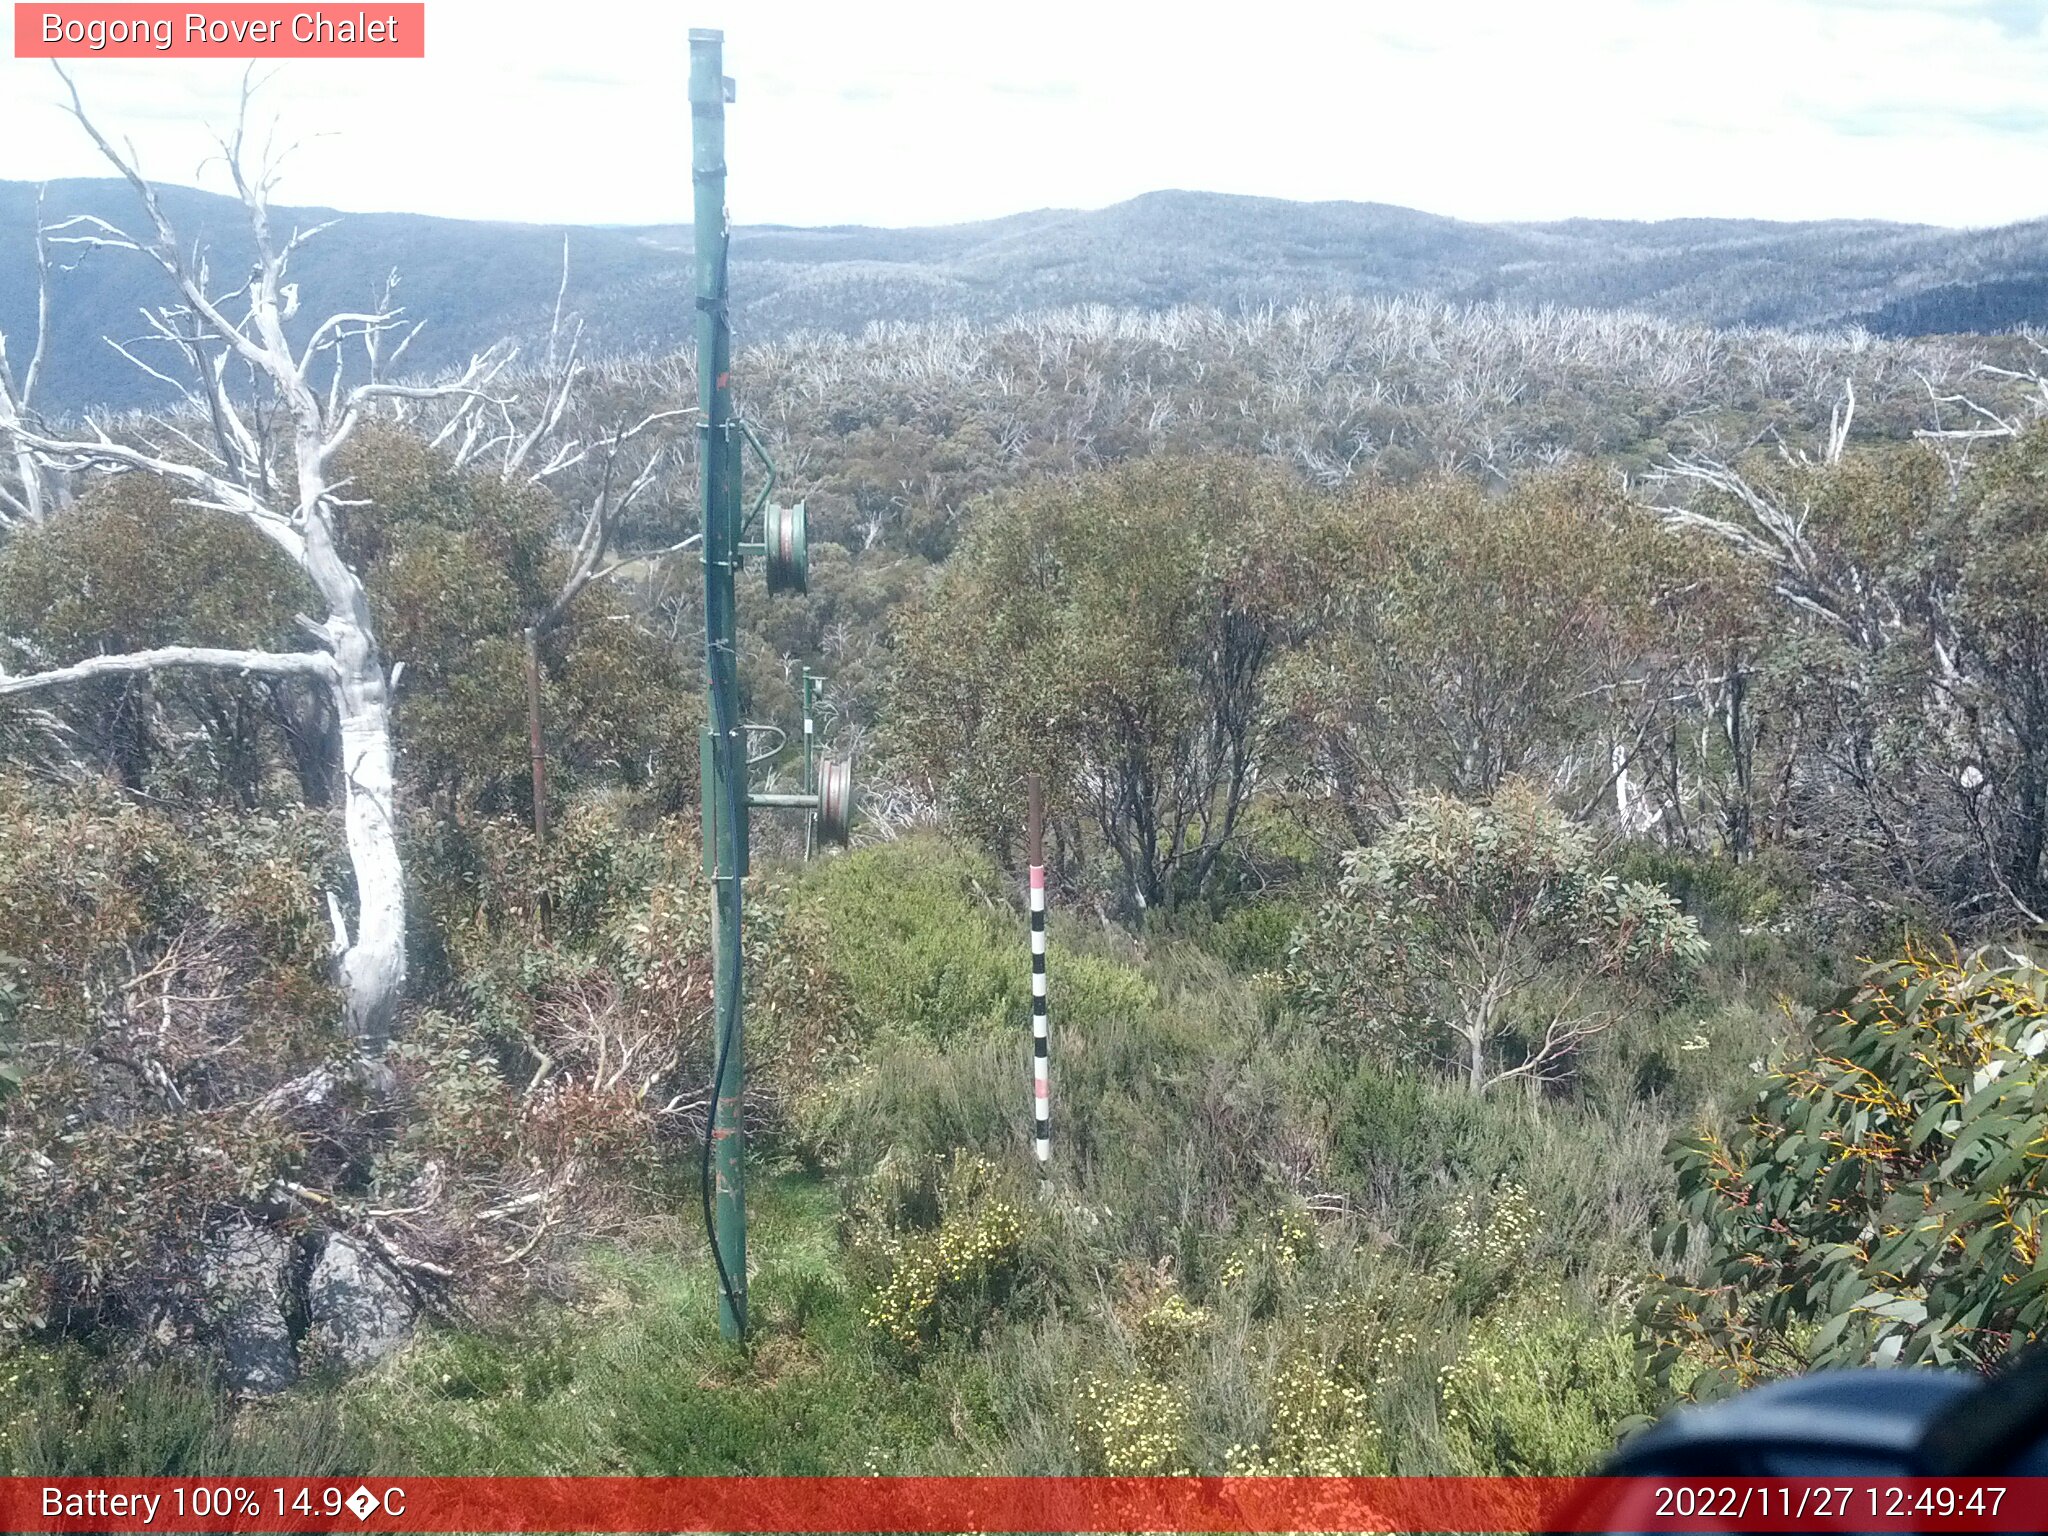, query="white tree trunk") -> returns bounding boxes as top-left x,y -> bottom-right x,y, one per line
299,446 -> 407,1045
332,649 -> 405,1045
0,75 -> 536,1048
